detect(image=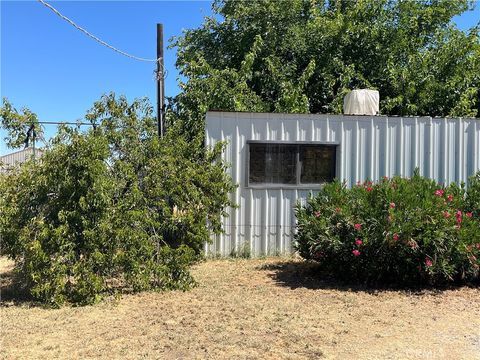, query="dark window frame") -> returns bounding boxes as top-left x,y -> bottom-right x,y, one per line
246,140 -> 339,189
